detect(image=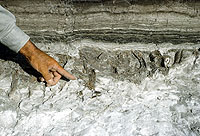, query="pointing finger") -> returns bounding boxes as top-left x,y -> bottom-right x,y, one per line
56,65 -> 76,80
